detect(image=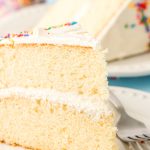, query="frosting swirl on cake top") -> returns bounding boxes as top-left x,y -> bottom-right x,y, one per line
0,22 -> 98,48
